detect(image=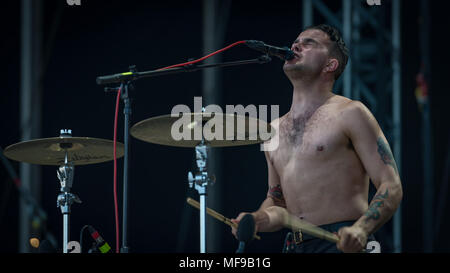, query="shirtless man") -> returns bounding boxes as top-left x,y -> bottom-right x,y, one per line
231,24 -> 403,253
